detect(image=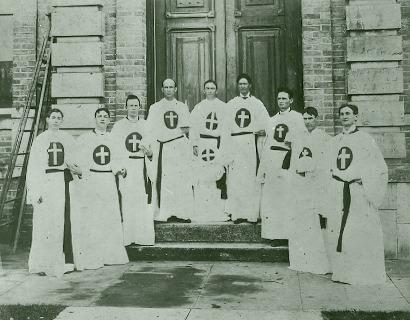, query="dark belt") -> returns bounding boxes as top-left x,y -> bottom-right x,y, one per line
156,135 -> 185,208
90,169 -> 113,173
200,134 -> 221,149
270,146 -> 292,170
216,167 -> 228,199
127,155 -> 152,203
332,174 -> 357,253
230,131 -> 259,174
45,168 -> 64,174
63,168 -> 74,264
